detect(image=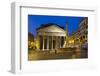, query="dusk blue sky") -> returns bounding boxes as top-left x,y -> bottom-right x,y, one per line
28,15 -> 84,37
